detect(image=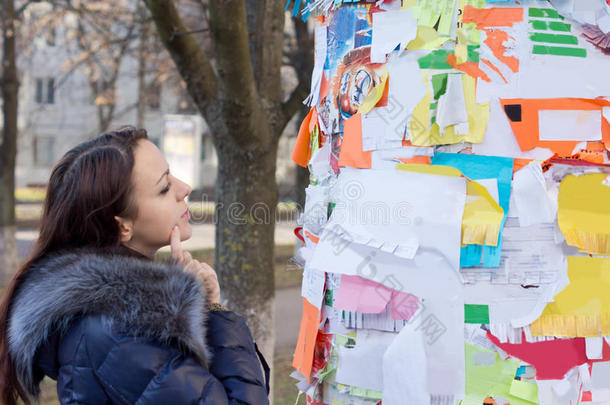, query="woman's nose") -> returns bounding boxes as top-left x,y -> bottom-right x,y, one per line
176,178 -> 192,199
